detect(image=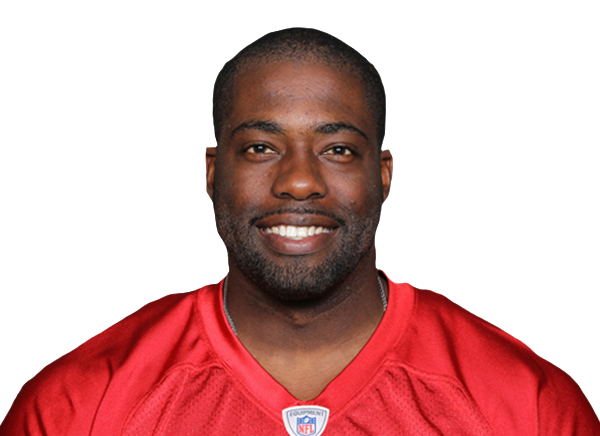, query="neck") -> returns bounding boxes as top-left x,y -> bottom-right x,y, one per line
223,274 -> 386,337
224,249 -> 388,400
